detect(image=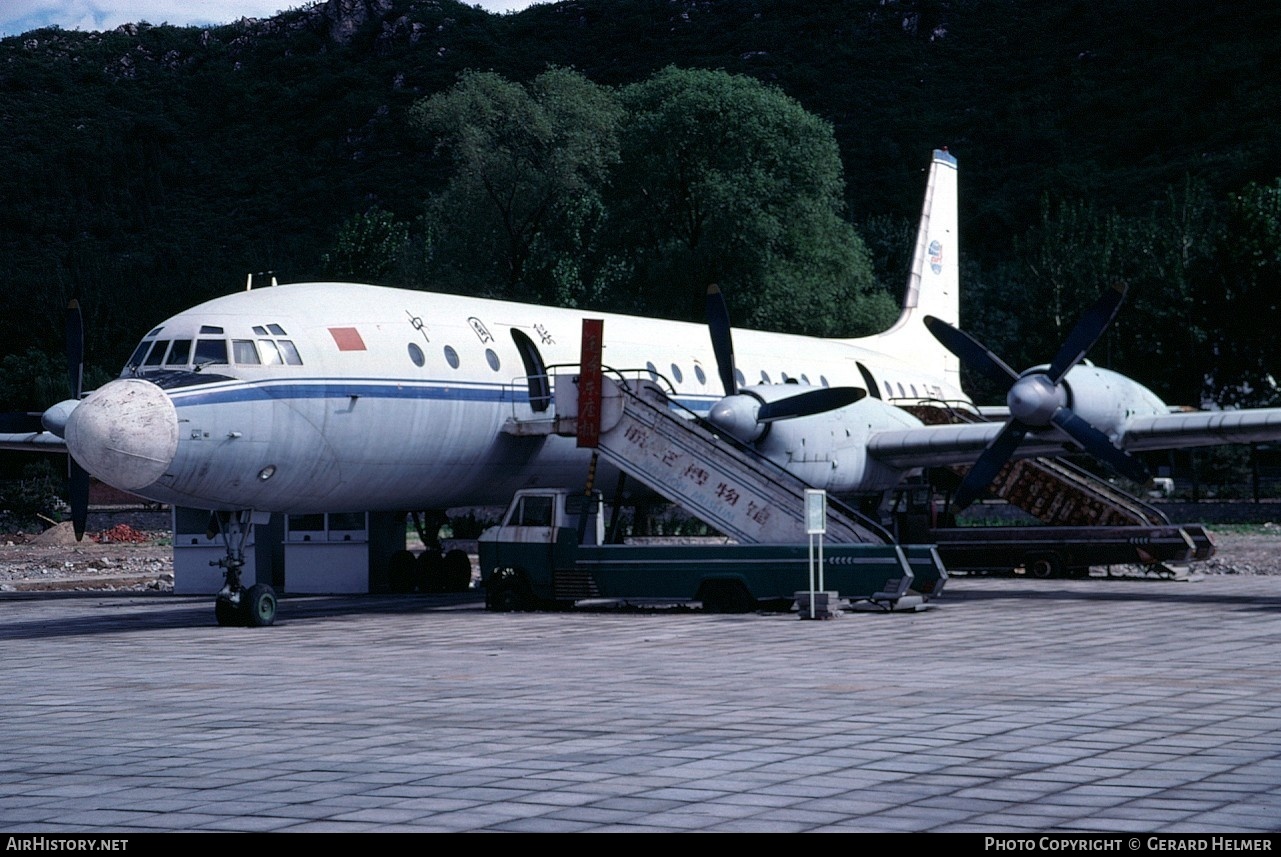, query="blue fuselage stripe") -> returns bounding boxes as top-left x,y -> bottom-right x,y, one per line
165,378 -> 717,415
